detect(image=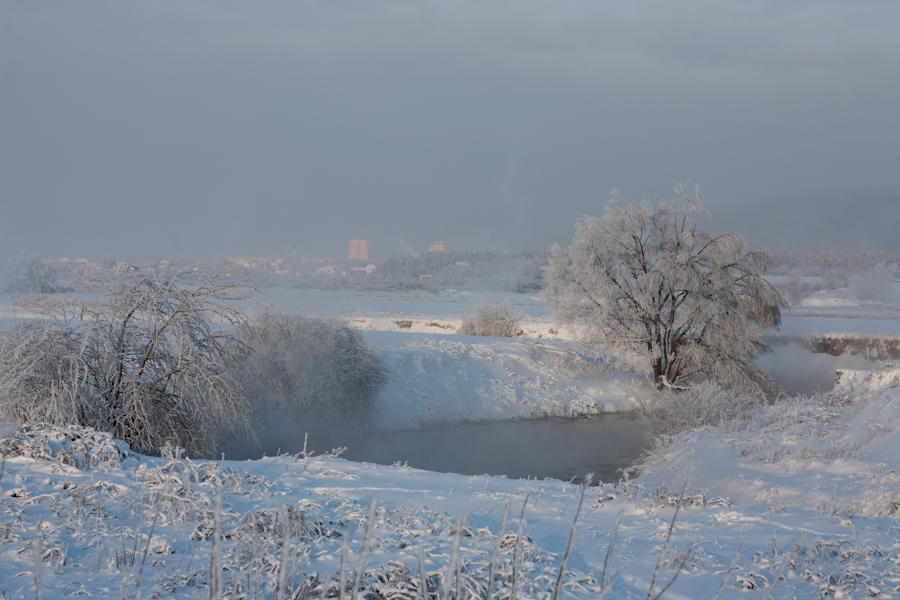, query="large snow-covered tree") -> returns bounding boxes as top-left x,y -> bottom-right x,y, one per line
544,183 -> 787,399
